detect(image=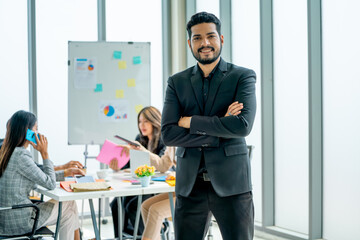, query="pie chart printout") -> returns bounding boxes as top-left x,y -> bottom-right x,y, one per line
104,105 -> 115,117
88,64 -> 94,71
